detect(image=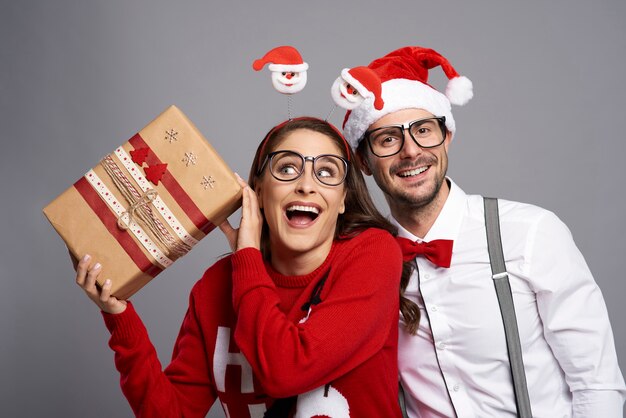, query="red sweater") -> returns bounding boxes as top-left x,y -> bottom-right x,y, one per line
103,228 -> 403,417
